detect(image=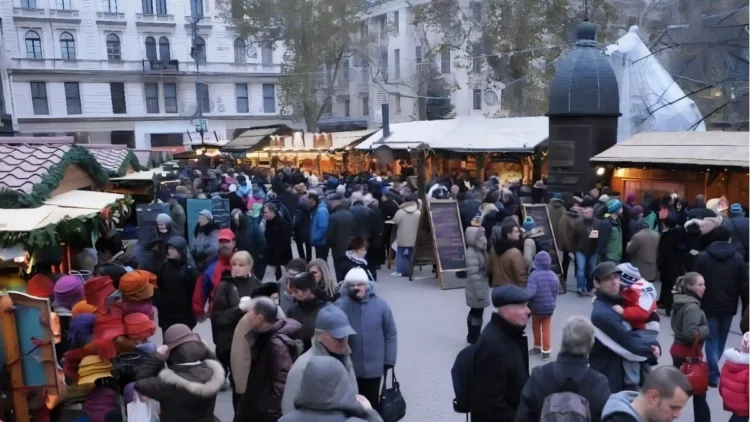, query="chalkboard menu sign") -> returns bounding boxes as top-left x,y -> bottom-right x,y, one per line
521,204 -> 563,277
428,200 -> 468,272
211,197 -> 230,229
135,203 -> 170,245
